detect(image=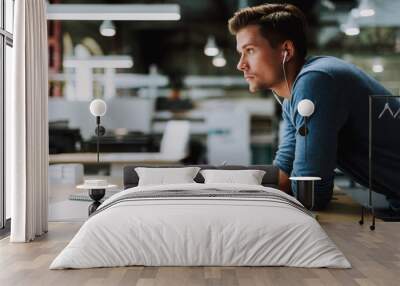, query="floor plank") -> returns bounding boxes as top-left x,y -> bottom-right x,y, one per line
2,221 -> 399,286
1,191 -> 398,286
